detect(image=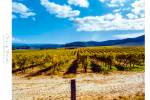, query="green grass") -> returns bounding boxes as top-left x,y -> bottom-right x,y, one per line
123,65 -> 145,71
87,65 -> 92,69
110,66 -> 119,71
12,50 -> 40,53
100,66 -> 109,74
88,64 -> 144,73
110,65 -> 145,72
12,49 -> 62,54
